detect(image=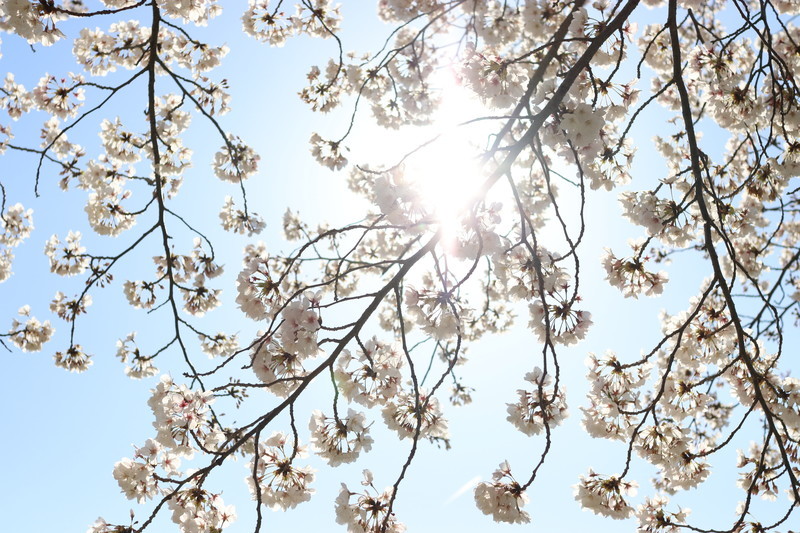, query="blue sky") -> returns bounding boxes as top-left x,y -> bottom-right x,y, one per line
0,2 -> 786,532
